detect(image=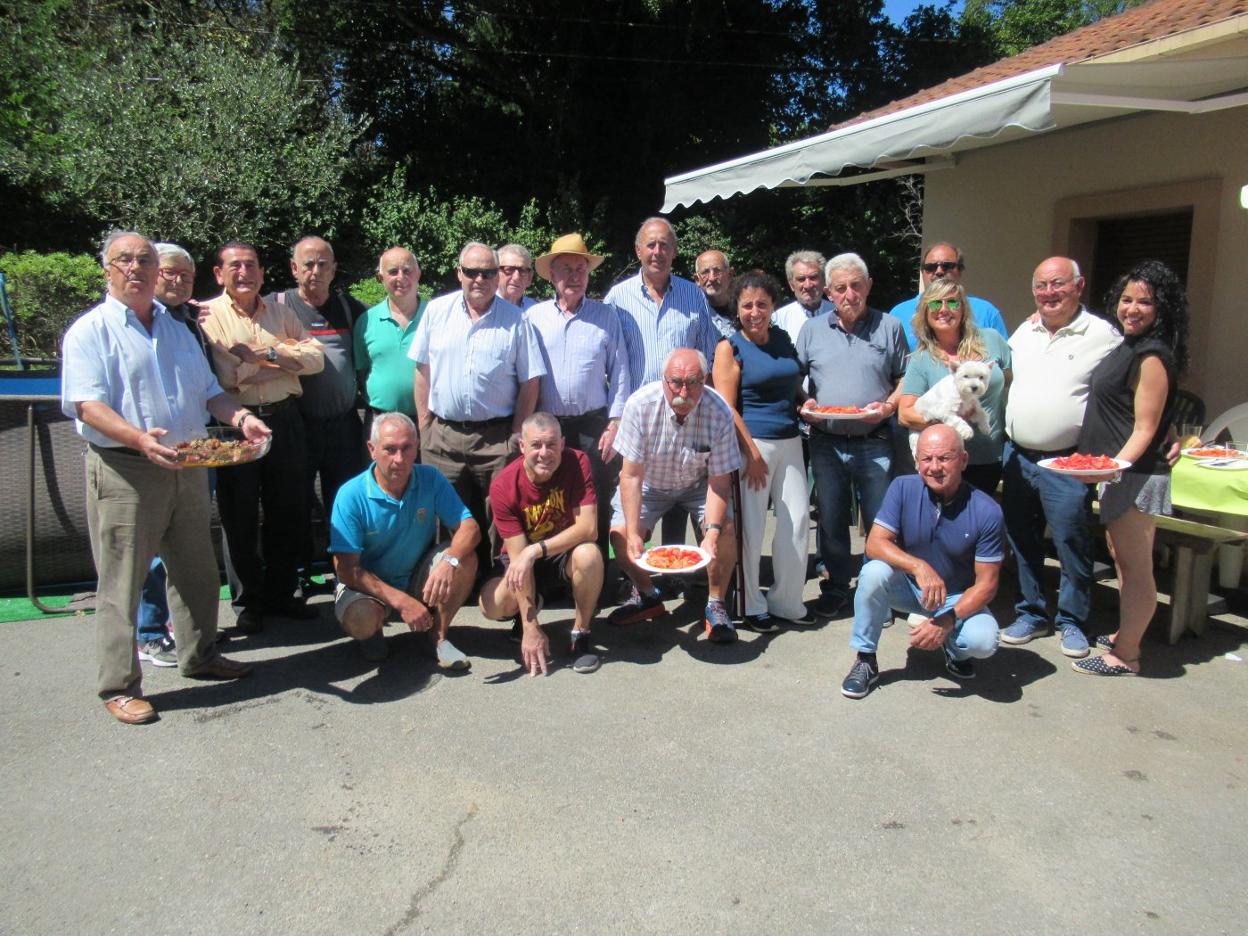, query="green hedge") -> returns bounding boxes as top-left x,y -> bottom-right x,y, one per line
0,251 -> 103,360
346,277 -> 433,309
